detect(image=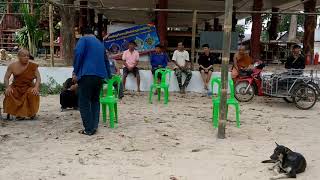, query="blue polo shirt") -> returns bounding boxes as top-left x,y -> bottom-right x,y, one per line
150,52 -> 168,69
73,36 -> 111,81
